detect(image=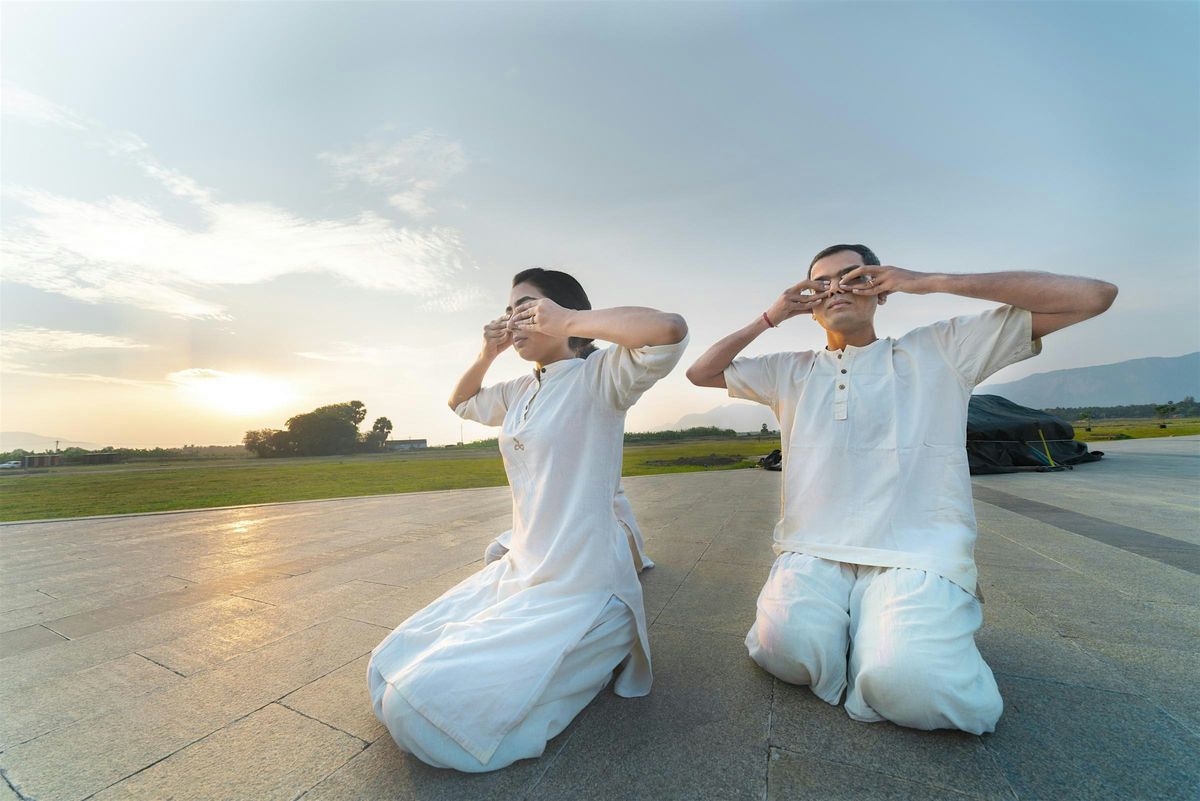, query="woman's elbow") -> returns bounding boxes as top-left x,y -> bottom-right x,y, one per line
664,314 -> 688,344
